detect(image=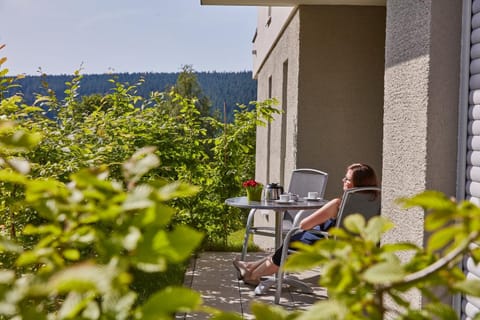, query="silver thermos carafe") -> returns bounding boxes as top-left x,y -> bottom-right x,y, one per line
263,183 -> 284,200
